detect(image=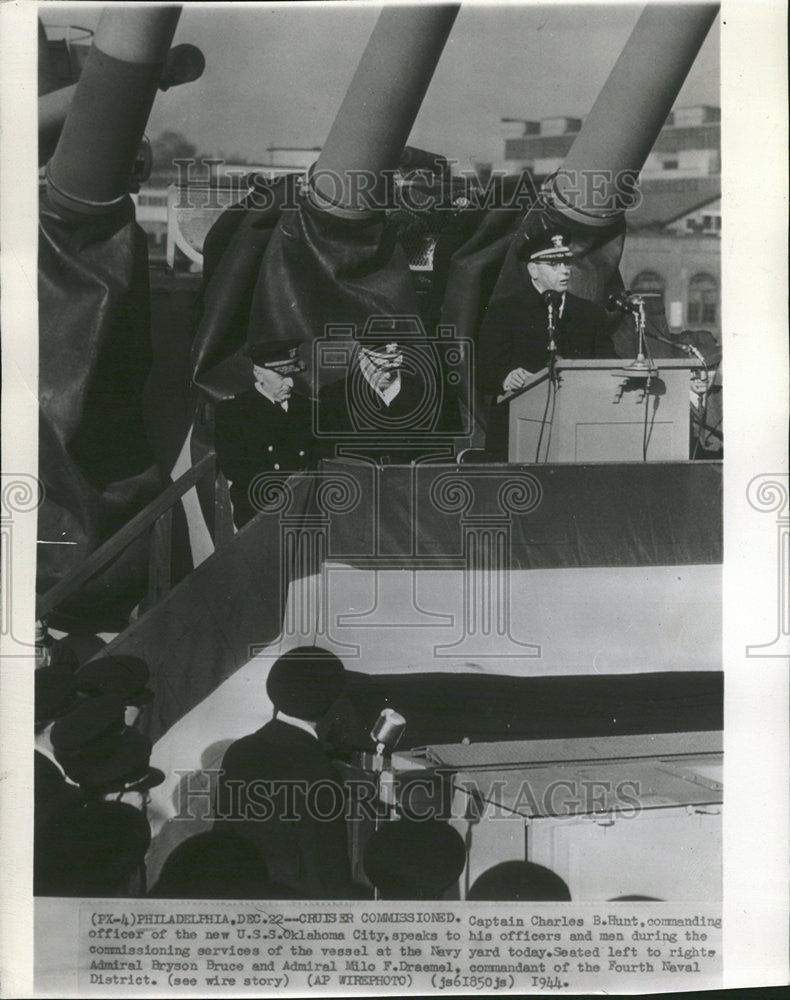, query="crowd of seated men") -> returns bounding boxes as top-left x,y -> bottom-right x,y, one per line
35,638 -> 672,901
